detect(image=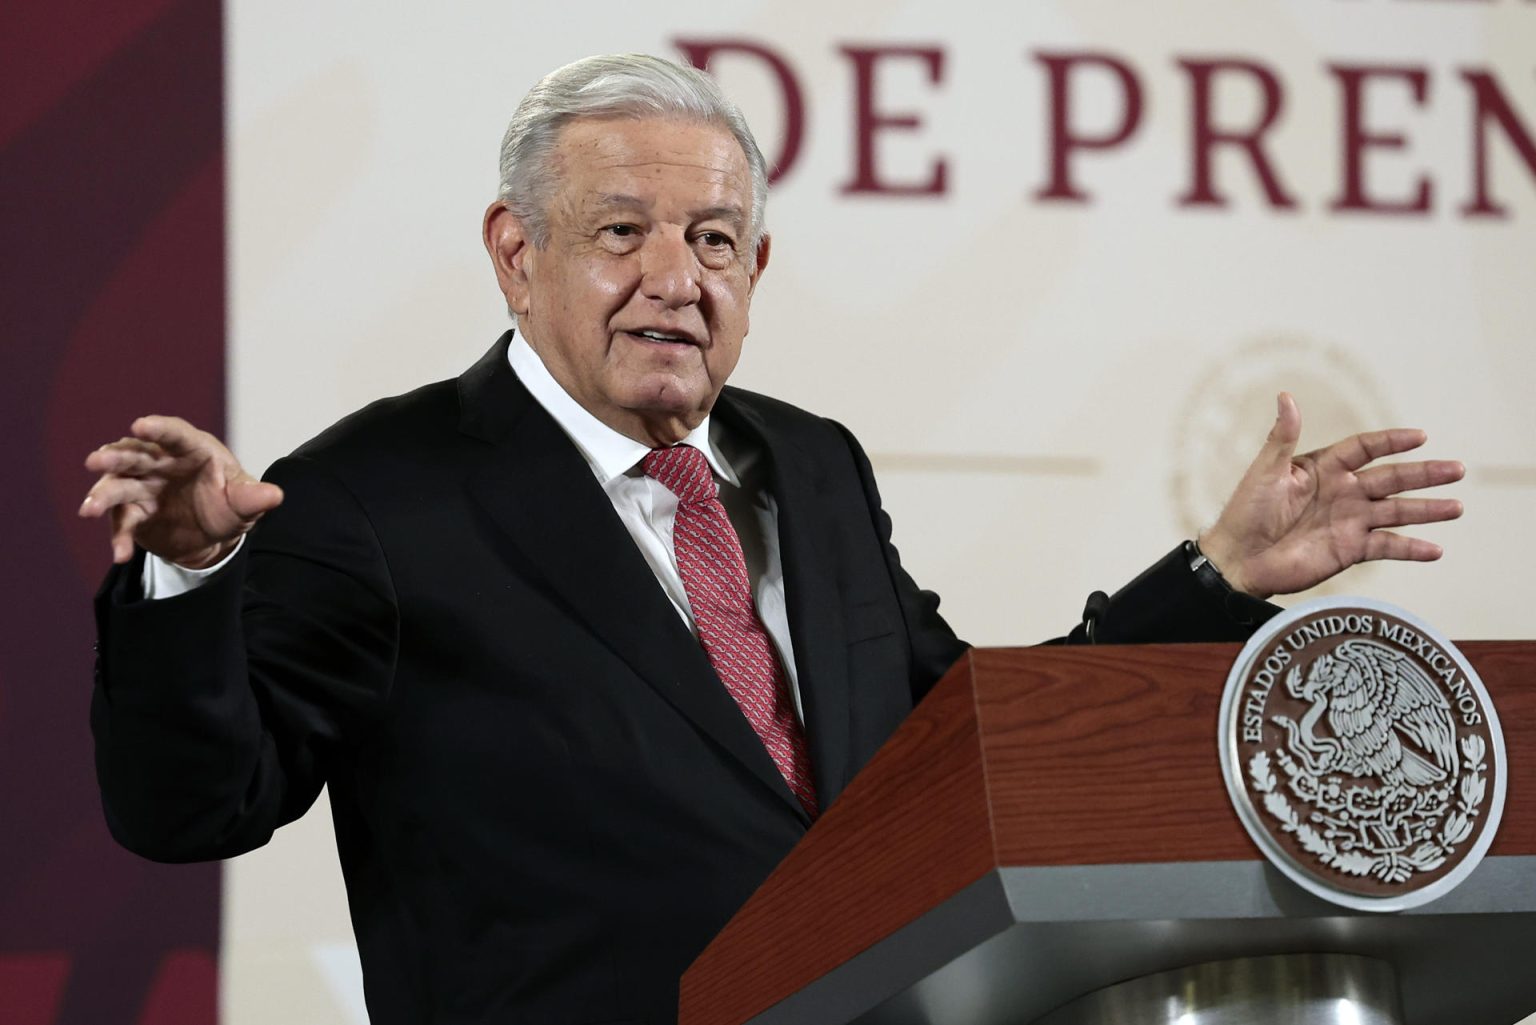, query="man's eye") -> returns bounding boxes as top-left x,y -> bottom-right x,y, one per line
604,224 -> 639,237
696,231 -> 734,248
